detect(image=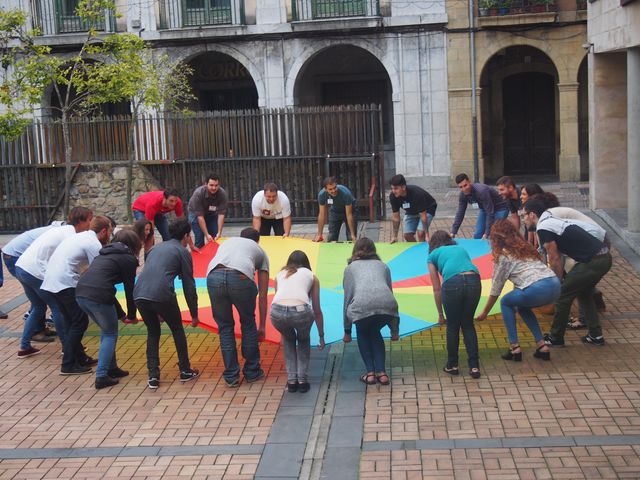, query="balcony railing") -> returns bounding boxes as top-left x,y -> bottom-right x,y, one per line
292,0 -> 380,21
32,0 -> 116,35
158,0 -> 245,29
478,0 -> 557,16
